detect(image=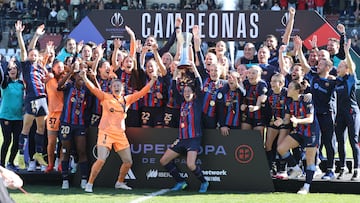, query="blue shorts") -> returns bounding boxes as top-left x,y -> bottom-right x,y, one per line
290,132 -> 319,148
126,109 -> 141,127
141,106 -> 164,127
202,113 -> 217,129
243,116 -> 265,128
170,137 -> 201,155
88,113 -> 101,127
24,97 -> 48,116
59,123 -> 86,141
163,107 -> 180,128
267,123 -> 290,130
